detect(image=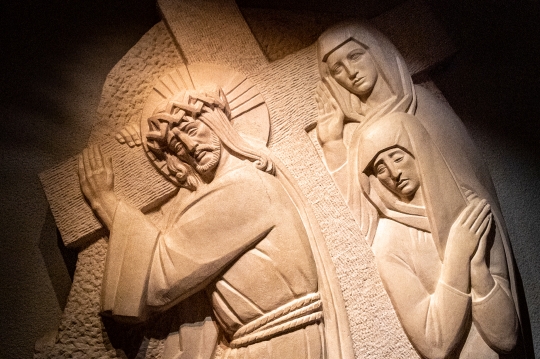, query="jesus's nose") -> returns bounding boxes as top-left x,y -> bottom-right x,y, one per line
178,132 -> 197,153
